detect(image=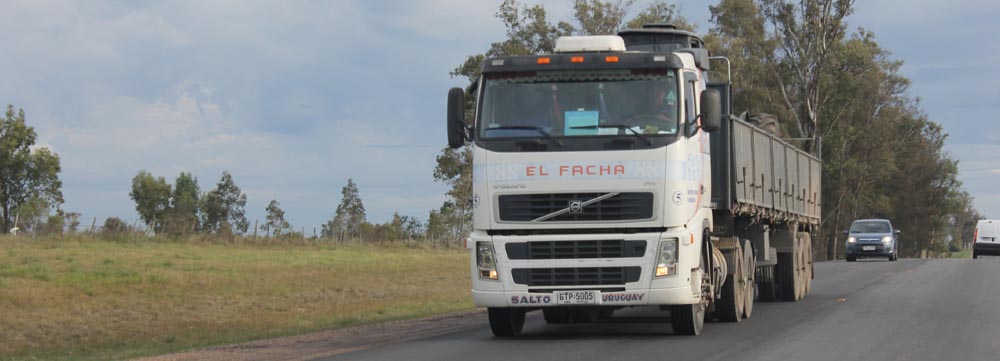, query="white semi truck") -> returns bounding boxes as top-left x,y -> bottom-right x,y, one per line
445,25 -> 821,336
